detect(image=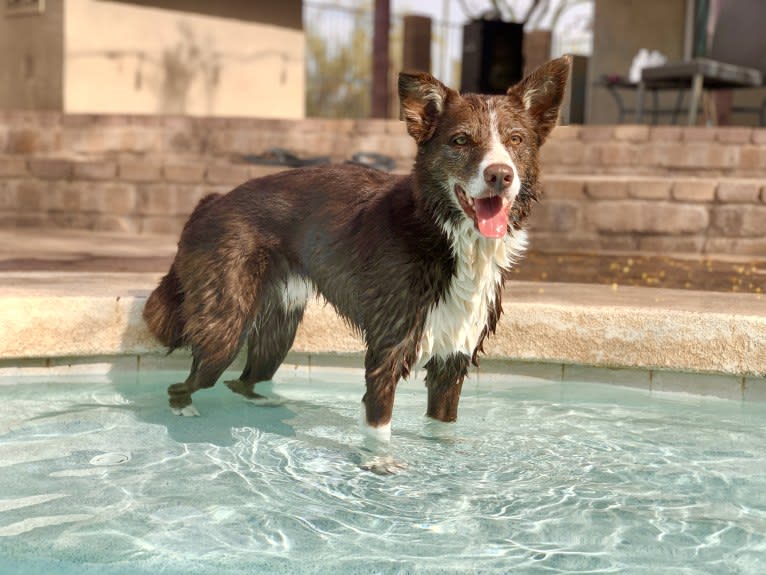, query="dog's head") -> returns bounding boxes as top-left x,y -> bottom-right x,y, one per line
399,57 -> 569,239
